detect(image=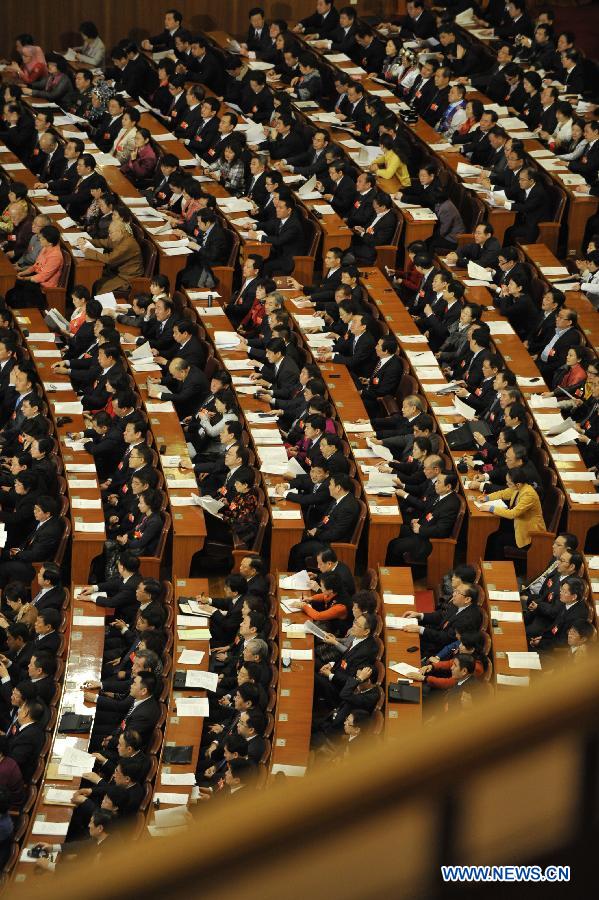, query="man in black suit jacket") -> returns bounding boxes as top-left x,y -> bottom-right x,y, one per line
527,289 -> 562,355
288,474 -> 360,570
385,474 -> 461,566
402,583 -> 483,659
224,254 -> 262,327
284,130 -> 330,179
421,67 -> 451,128
7,699 -> 46,782
173,86 -> 204,139
317,162 -> 356,218
278,465 -> 332,529
327,10 -> 358,58
155,359 -> 209,420
297,1 -> 340,37
238,555 -> 269,598
347,172 -> 377,229
355,28 -> 385,74
184,39 -> 222,94
99,672 -> 161,752
315,613 -> 378,703
503,168 -> 551,245
311,547 -> 356,598
244,7 -> 271,53
244,157 -> 269,210
32,610 -> 61,657
254,198 -> 305,277
536,308 -> 581,384
350,195 -> 396,265
141,9 -> 184,51
0,499 -> 62,587
87,553 -> 142,625
391,0 -> 437,39
449,223 -> 501,269
360,337 -> 403,417
569,120 -> 599,183
289,247 -> 343,304
30,564 -> 65,611
531,577 -> 589,652
179,211 -> 229,289
409,61 -> 438,114
37,133 -> 64,184
186,98 -> 221,157
255,339 -> 300,405
52,154 -> 106,221
328,313 -> 377,380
